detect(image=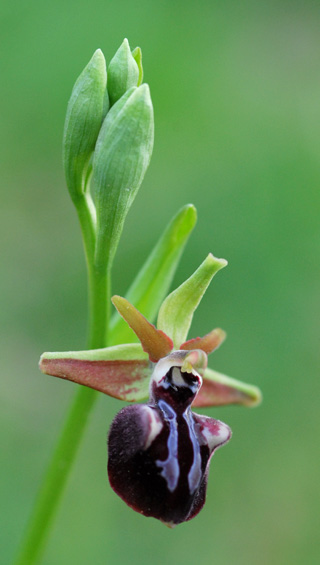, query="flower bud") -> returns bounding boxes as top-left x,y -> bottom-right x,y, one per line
93,84 -> 154,266
63,49 -> 107,202
131,46 -> 143,86
107,38 -> 140,106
